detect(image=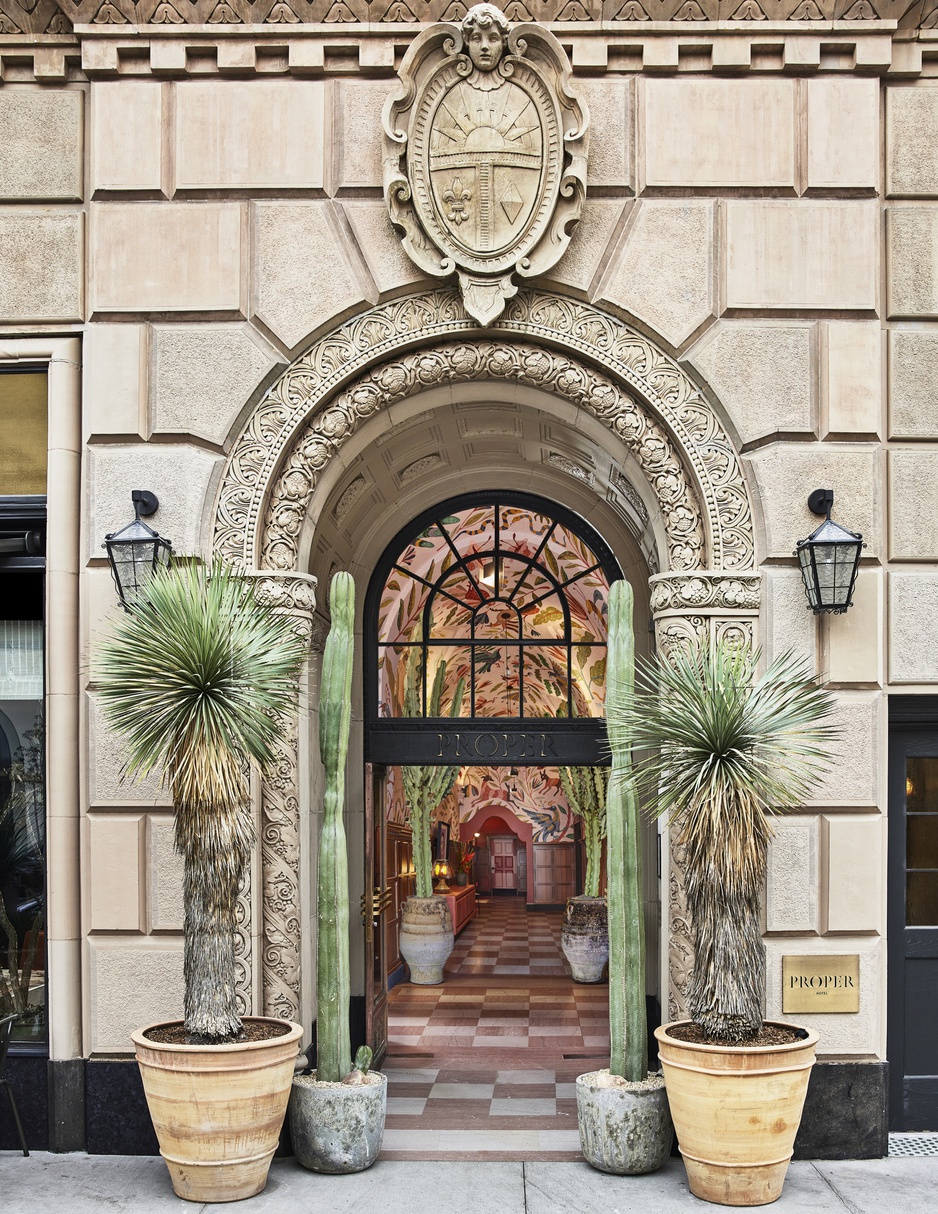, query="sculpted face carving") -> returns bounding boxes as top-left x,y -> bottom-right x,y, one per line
463,8 -> 506,72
